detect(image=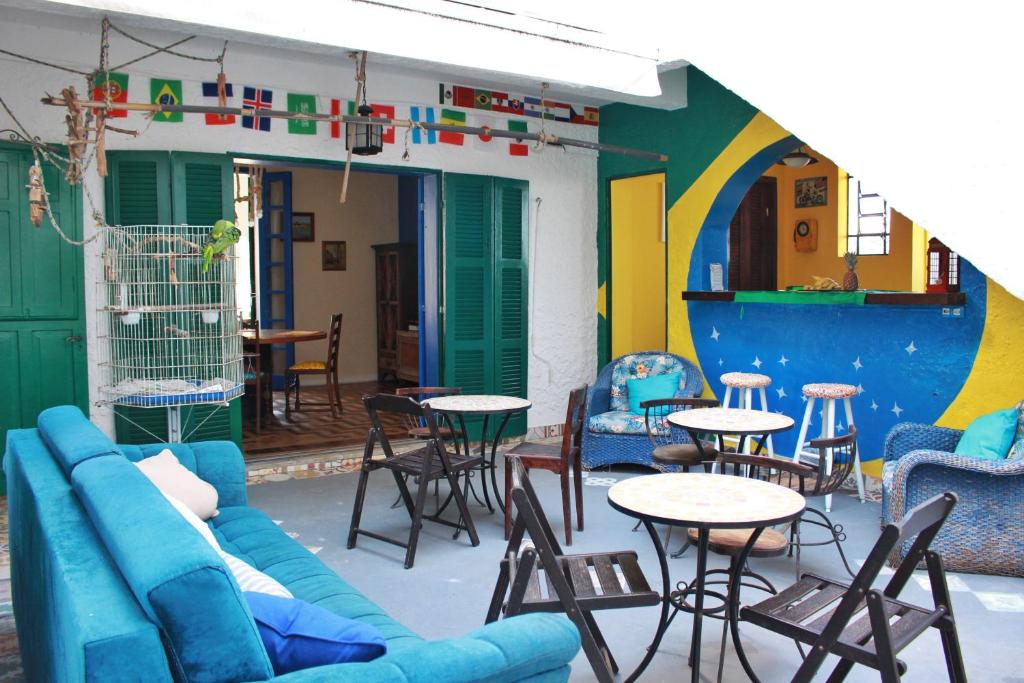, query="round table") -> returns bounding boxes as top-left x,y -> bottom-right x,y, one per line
241,328 -> 327,426
421,395 -> 532,513
668,407 -> 795,458
608,473 -> 806,683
